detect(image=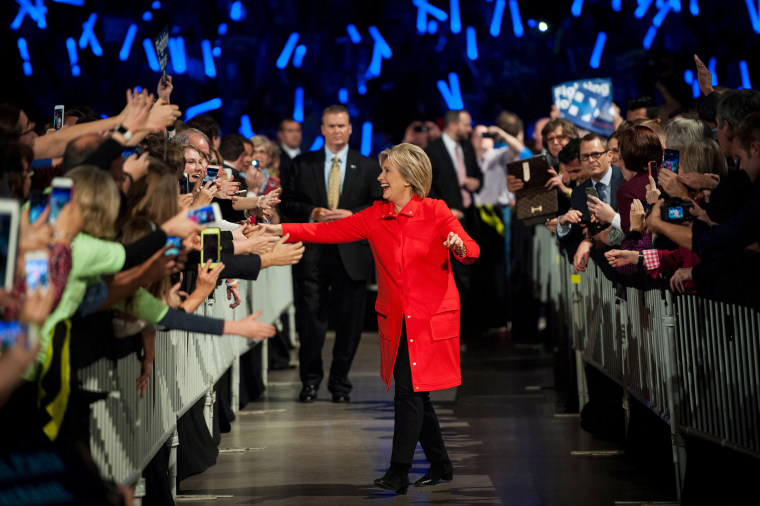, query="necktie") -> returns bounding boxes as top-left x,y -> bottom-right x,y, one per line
327,156 -> 341,209
454,145 -> 471,208
595,181 -> 607,204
